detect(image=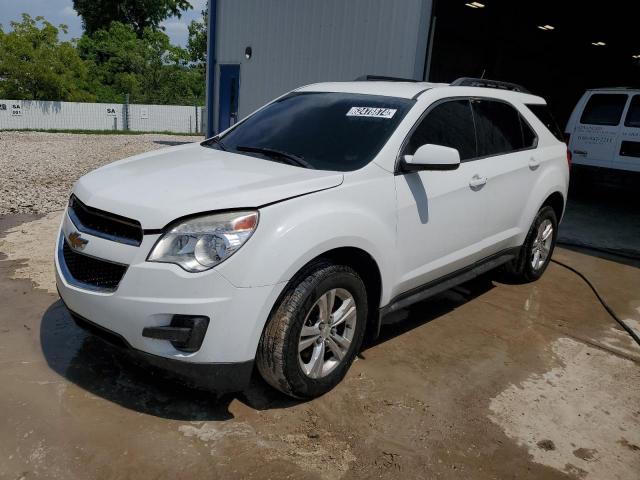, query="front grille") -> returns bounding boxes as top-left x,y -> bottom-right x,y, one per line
62,240 -> 128,291
69,195 -> 143,246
